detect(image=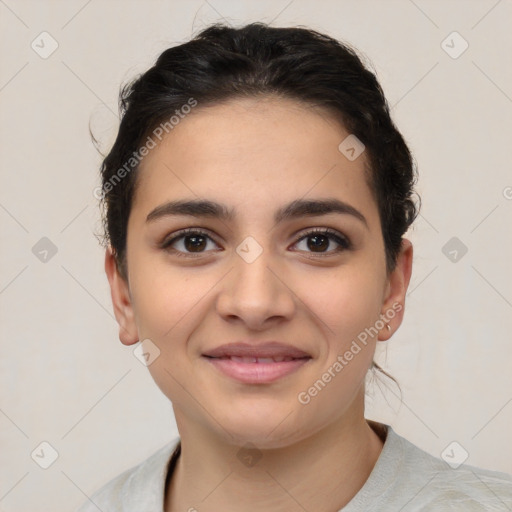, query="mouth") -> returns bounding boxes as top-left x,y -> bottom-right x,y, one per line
204,355 -> 309,363
201,341 -> 312,384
